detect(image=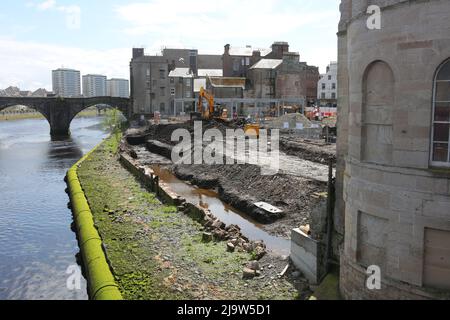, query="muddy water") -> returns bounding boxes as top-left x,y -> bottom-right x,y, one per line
151,165 -> 291,256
